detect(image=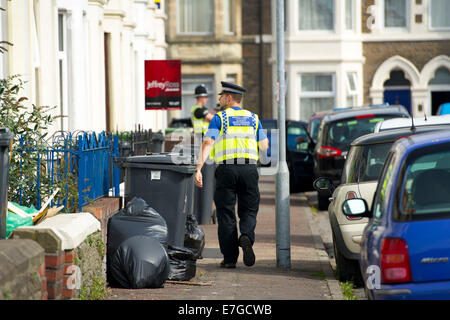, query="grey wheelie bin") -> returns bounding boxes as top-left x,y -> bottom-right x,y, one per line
175,144 -> 215,225
194,161 -> 215,225
0,128 -> 13,239
123,153 -> 196,247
